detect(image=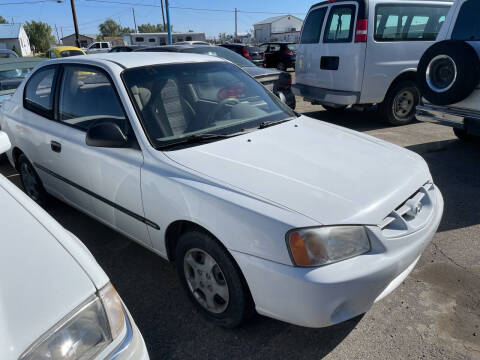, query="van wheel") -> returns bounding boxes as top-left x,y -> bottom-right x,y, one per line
379,81 -> 420,126
175,230 -> 254,328
18,154 -> 48,205
323,105 -> 347,113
